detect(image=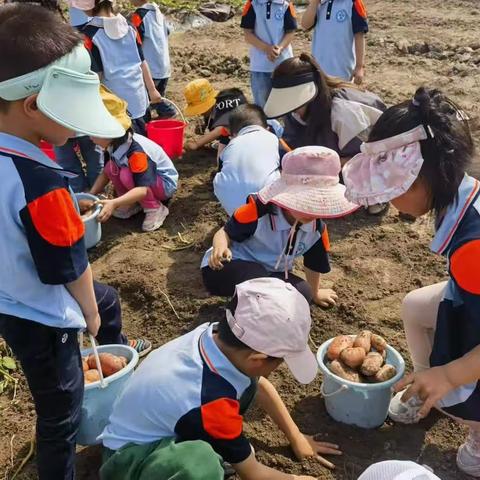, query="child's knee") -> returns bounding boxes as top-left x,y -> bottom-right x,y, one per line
172,441 -> 224,480
401,288 -> 424,327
